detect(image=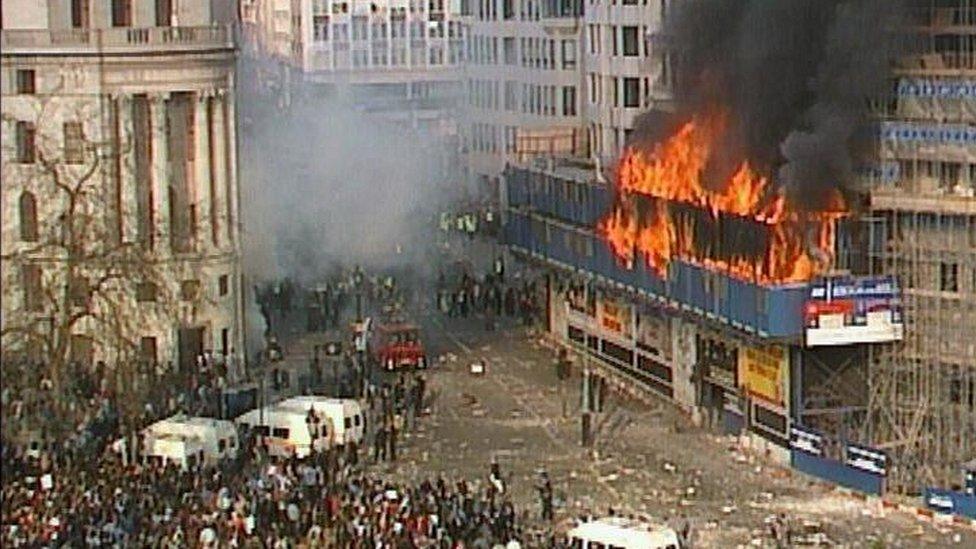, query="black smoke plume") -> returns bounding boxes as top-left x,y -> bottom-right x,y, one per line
632,0 -> 912,210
